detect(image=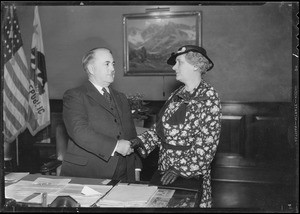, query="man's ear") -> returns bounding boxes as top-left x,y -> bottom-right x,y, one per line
87,64 -> 94,74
